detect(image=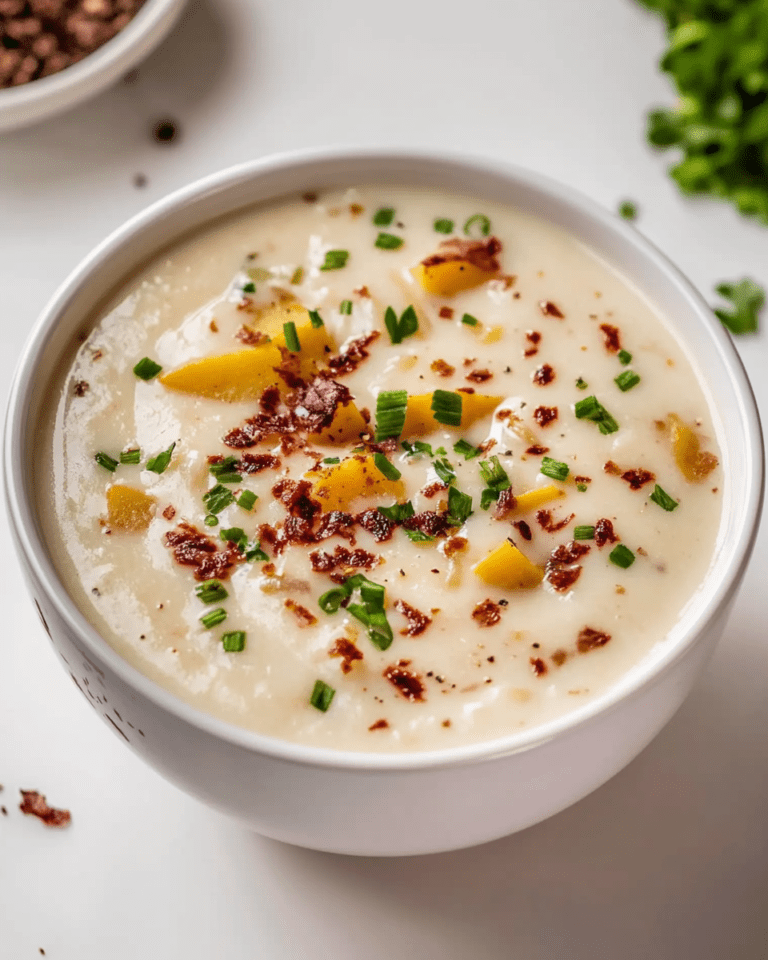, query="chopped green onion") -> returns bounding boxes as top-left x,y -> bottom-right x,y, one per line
377,501 -> 415,523
133,357 -> 163,381
200,607 -> 227,629
461,313 -> 479,327
649,484 -> 679,512
375,389 -> 408,441
540,457 -> 570,482
215,472 -> 243,485
322,457 -> 340,465
242,281 -> 256,293
383,304 -> 419,344
609,544 -> 635,569
318,574 -> 393,650
478,455 -> 511,510
463,213 -> 491,237
146,442 -> 176,475
453,439 -> 482,460
203,514 -> 218,527
618,349 -> 632,365
373,452 -> 401,481
209,456 -> 239,477
373,207 -> 395,226
576,483 -> 588,492
290,266 -> 304,285
308,309 -> 324,328
375,232 -> 404,250
237,490 -> 257,511
714,278 -> 764,335
219,527 -> 248,551
433,218 -> 454,234
431,390 -> 462,427
119,448 -> 141,465
574,395 -> 619,435
245,541 -> 268,562
283,321 -> 300,352
433,457 -> 456,485
203,483 -> 235,515
222,631 -> 246,652
618,201 -> 638,221
574,525 -> 595,540
195,579 -> 228,604
310,679 -> 335,711
447,485 -> 473,525
404,529 -> 434,543
95,452 -> 118,473
615,370 -> 641,392
576,377 -> 589,390
339,299 -> 353,315
402,439 -> 445,458
320,250 -> 349,271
